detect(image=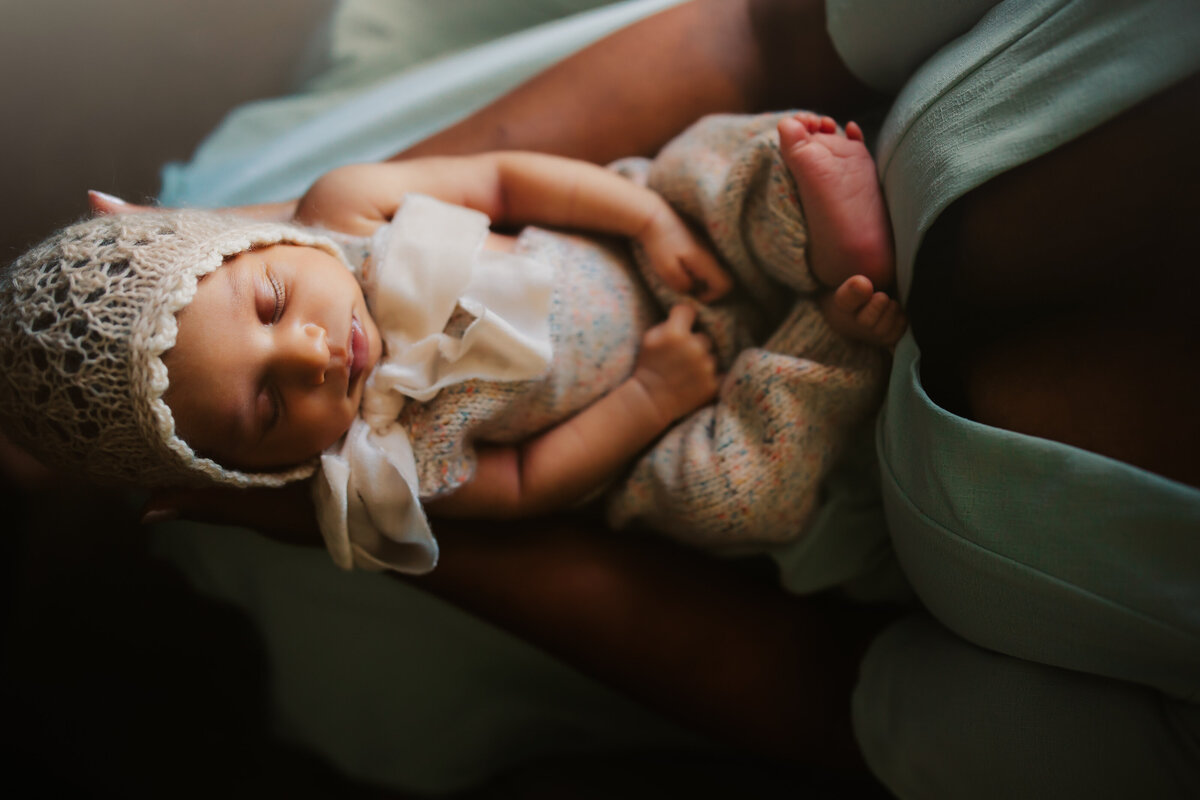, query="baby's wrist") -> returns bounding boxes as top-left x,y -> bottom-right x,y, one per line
624,372 -> 679,431
632,194 -> 673,242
